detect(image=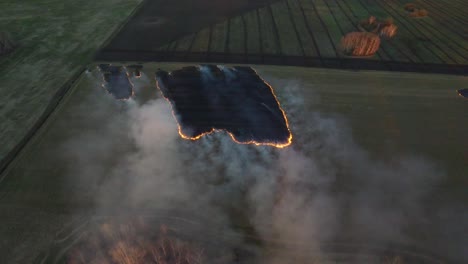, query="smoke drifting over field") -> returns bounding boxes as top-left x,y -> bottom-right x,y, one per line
61,71 -> 466,263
